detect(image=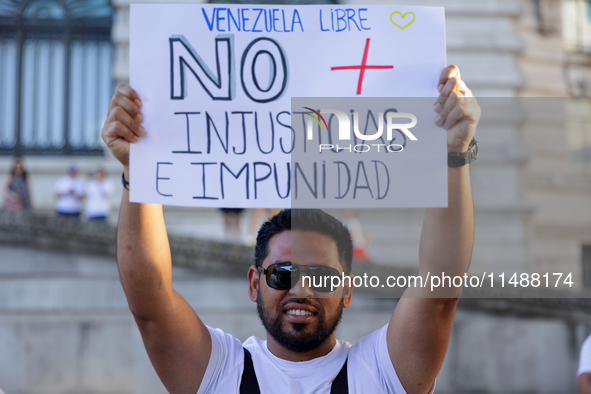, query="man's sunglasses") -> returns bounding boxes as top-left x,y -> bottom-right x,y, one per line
258,263 -> 341,293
